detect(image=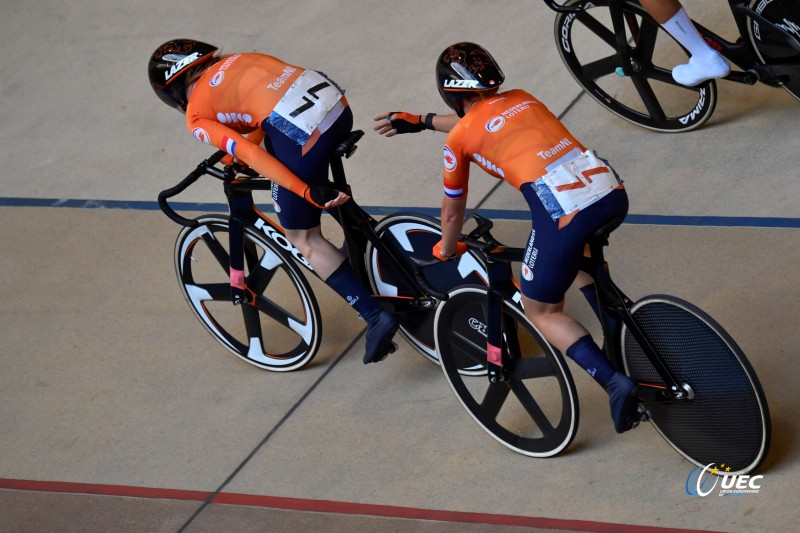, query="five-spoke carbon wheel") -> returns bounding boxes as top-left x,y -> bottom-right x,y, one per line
174,215 -> 322,371
554,0 -> 717,132
435,286 -> 579,457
